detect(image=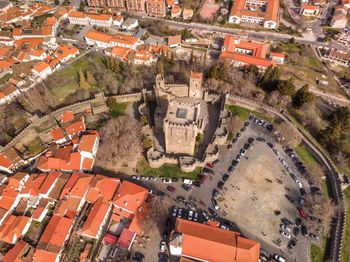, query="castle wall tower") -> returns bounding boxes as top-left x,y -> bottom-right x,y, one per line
155,74 -> 165,105
189,72 -> 203,99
